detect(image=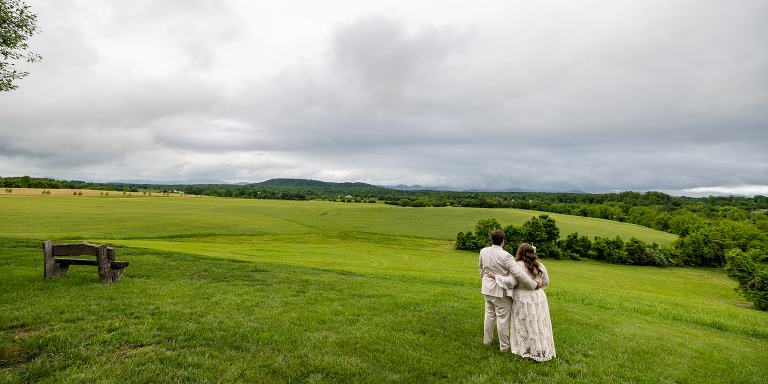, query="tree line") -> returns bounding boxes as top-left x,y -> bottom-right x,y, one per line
456,215 -> 669,267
